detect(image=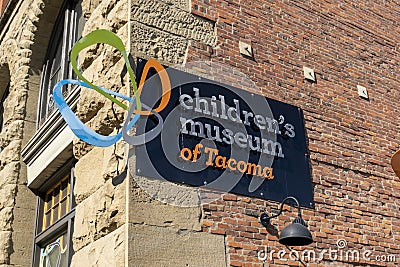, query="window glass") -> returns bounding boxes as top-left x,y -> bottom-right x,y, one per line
39,232 -> 69,267
37,0 -> 85,127
75,0 -> 85,40
42,175 -> 70,231
47,38 -> 64,116
33,162 -> 75,267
